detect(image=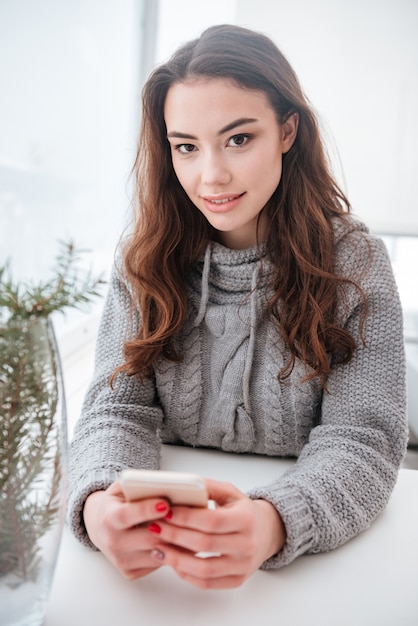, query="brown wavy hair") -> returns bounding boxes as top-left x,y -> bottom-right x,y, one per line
114,24 -> 366,389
